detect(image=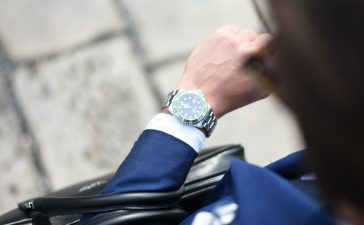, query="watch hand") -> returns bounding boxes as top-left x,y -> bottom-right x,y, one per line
181,103 -> 192,108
